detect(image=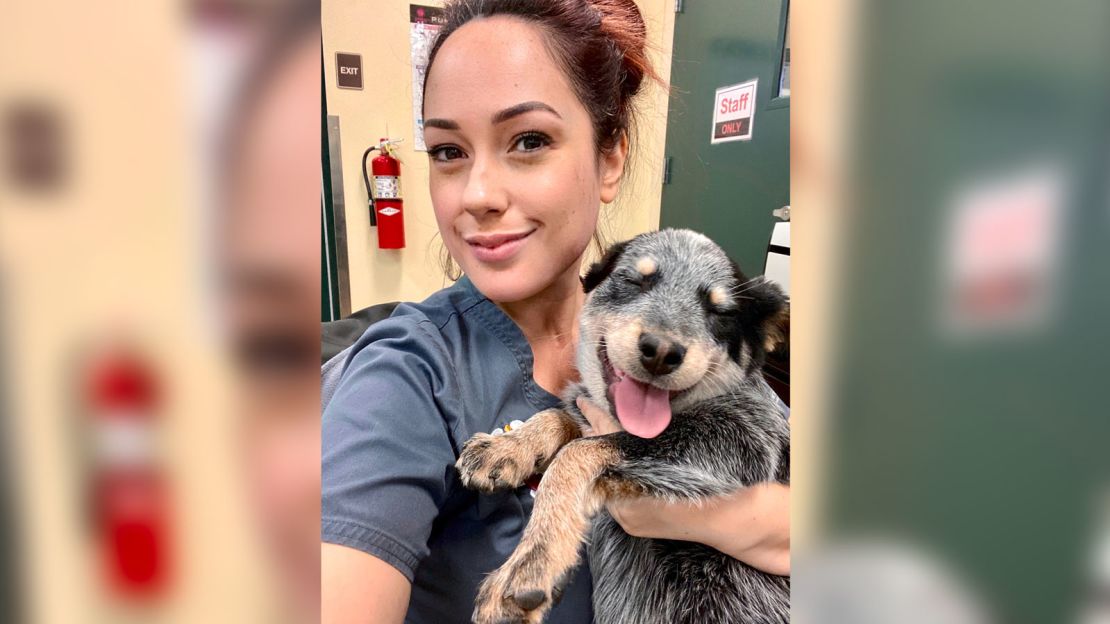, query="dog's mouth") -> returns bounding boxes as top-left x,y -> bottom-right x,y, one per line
598,338 -> 685,439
